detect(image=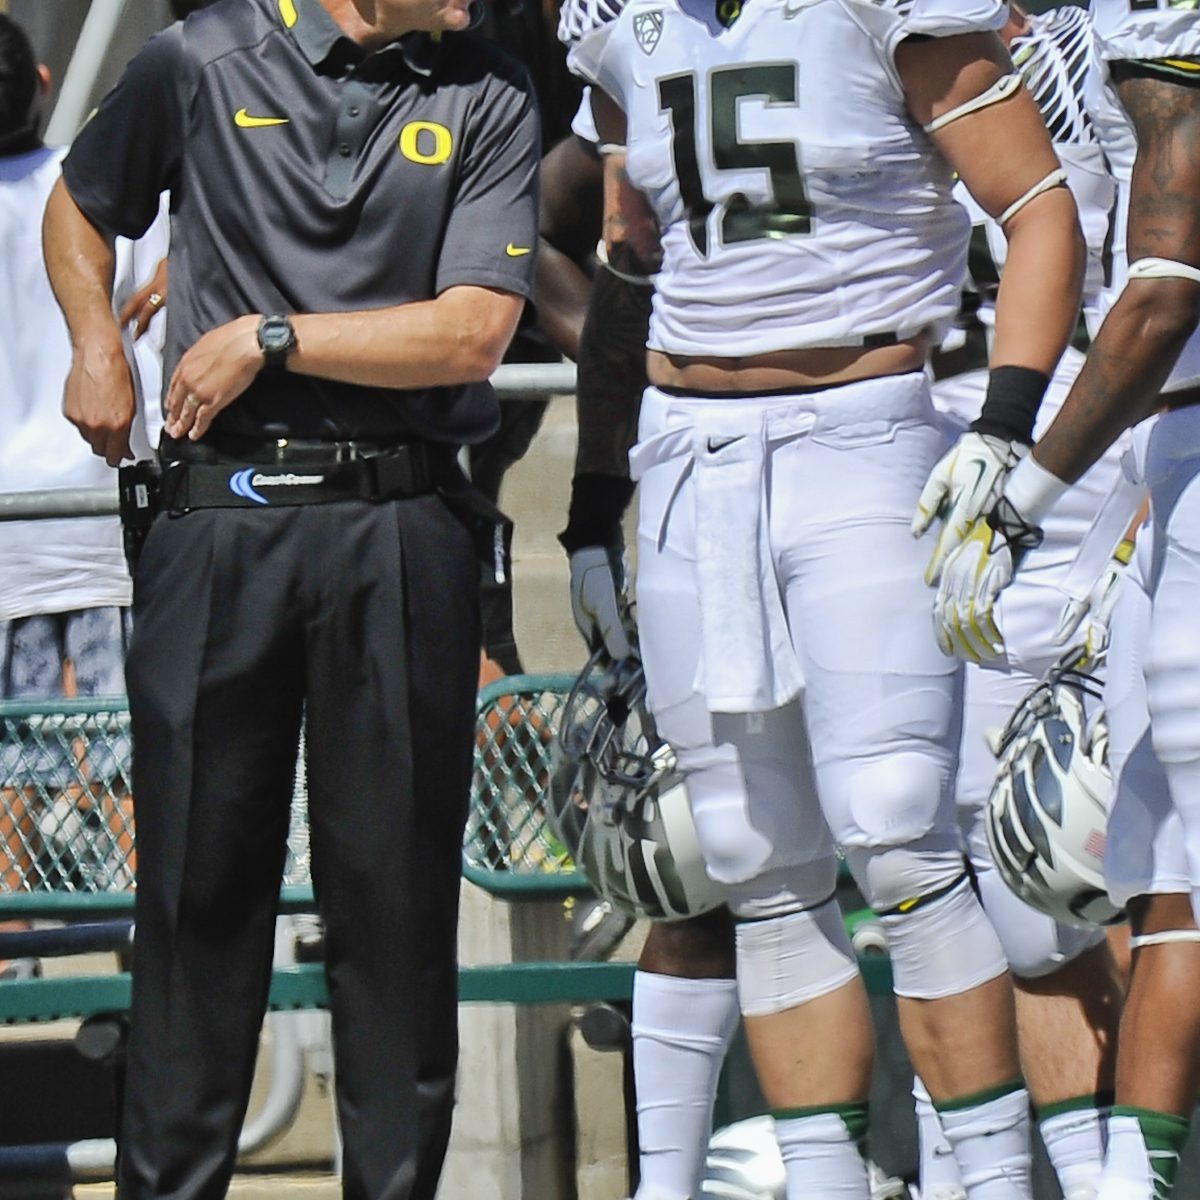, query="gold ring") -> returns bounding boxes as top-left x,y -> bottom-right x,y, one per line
147,292 -> 164,309
184,393 -> 200,409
